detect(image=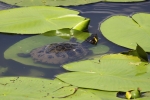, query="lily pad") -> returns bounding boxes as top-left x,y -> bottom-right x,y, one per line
4,34 -> 108,68
122,44 -> 148,62
0,6 -> 85,34
0,76 -> 76,100
89,89 -> 150,100
0,76 -> 108,100
43,28 -> 91,40
0,0 -> 145,7
100,13 -> 150,52
89,44 -> 109,54
87,89 -> 122,100
56,54 -> 150,91
72,18 -> 90,31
